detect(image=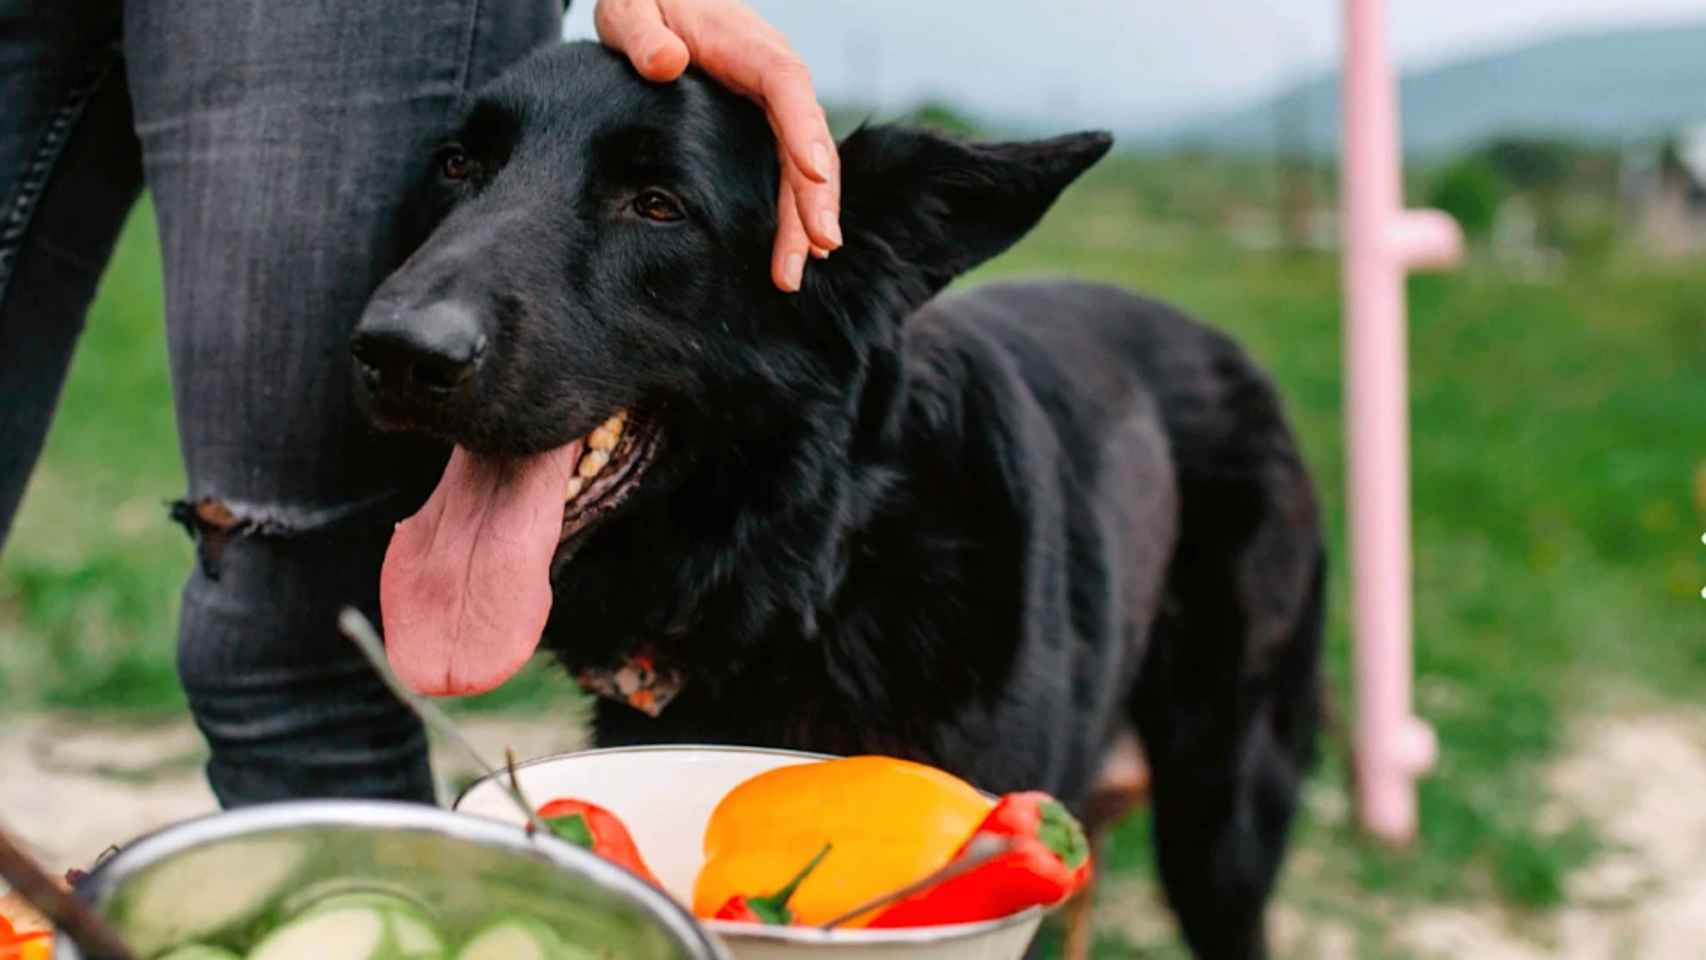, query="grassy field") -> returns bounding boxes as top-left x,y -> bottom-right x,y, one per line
3,163 -> 1704,955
